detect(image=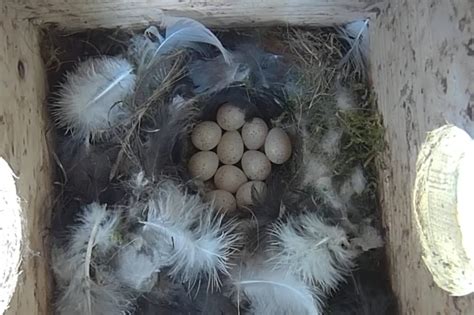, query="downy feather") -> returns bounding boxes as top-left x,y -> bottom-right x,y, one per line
54,57 -> 136,142
232,259 -> 323,315
339,166 -> 367,204
268,212 -> 355,292
114,238 -> 161,292
52,203 -> 133,315
140,181 -> 240,290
